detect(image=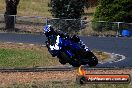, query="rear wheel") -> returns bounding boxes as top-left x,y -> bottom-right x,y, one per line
72,64 -> 81,67
82,51 -> 98,67
87,56 -> 98,67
